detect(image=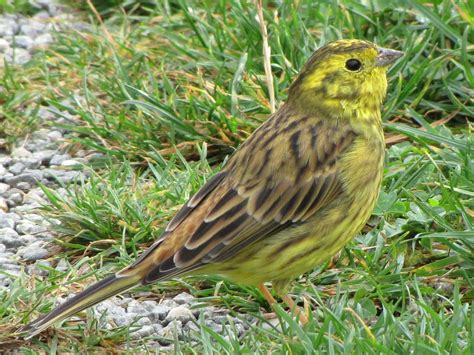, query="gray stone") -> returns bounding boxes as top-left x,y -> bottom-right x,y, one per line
17,242 -> 49,261
25,168 -> 45,178
21,158 -> 41,169
173,292 -> 194,305
1,172 -> 14,180
0,277 -> 9,288
33,33 -> 53,48
35,0 -> 53,9
0,19 -> 19,36
136,317 -> 152,326
74,149 -> 88,158
1,13 -> 18,21
18,233 -> 40,244
153,323 -> 164,333
0,254 -> 17,265
2,37 -> 13,46
70,21 -> 92,32
127,299 -> 147,316
16,220 -> 48,235
0,183 -> 9,195
9,162 -> 25,175
47,4 -> 62,17
261,317 -> 281,332
135,300 -> 159,314
13,35 -> 33,49
205,320 -> 223,333
16,182 -> 31,191
211,315 -> 229,324
225,322 -> 246,336
50,170 -> 84,183
0,164 -> 7,177
0,228 -> 24,248
20,21 -> 46,37
0,212 -> 20,229
24,189 -> 47,205
94,298 -> 128,324
131,324 -> 155,339
21,213 -> 46,224
47,131 -> 63,141
37,231 -> 54,241
4,171 -> 42,187
110,315 -> 130,327
52,110 -> 77,124
54,258 -> 68,272
150,305 -> 171,321
165,306 -> 194,324
29,260 -> 51,276
1,263 -> 21,272
4,47 -> 31,65
184,321 -> 199,333
33,10 -> 51,19
26,140 -> 53,152
49,154 -> 70,166
0,197 -> 8,212
36,107 -> 56,122
56,13 -> 75,22
61,159 -> 81,167
5,189 -> 23,207
11,147 -> 32,159
0,157 -> 12,167
161,299 -> 178,308
203,308 -> 219,319
54,187 -> 68,198
36,0 -> 64,16
11,202 -> 41,213
0,38 -> 9,53
31,128 -> 51,140
161,320 -> 183,340
32,149 -> 57,165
